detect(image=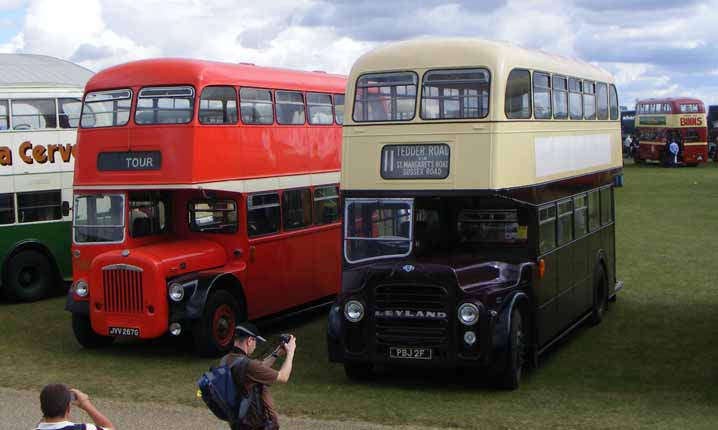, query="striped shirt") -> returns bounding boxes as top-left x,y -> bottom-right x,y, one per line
36,421 -> 104,430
